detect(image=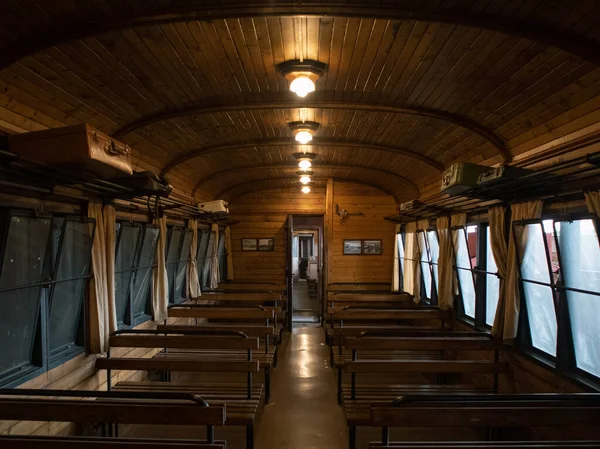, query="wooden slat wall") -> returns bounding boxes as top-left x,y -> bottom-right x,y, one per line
329,181 -> 397,283
228,187 -> 326,283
